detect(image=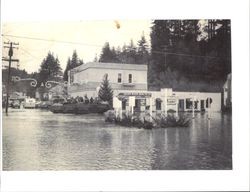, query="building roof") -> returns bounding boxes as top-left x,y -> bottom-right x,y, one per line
71,62 -> 148,72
